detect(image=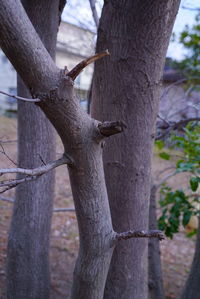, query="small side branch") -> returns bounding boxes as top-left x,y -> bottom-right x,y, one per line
98,121 -> 127,137
156,117 -> 200,140
116,230 -> 165,241
67,50 -> 109,80
0,90 -> 40,103
0,155 -> 73,194
0,155 -> 71,176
